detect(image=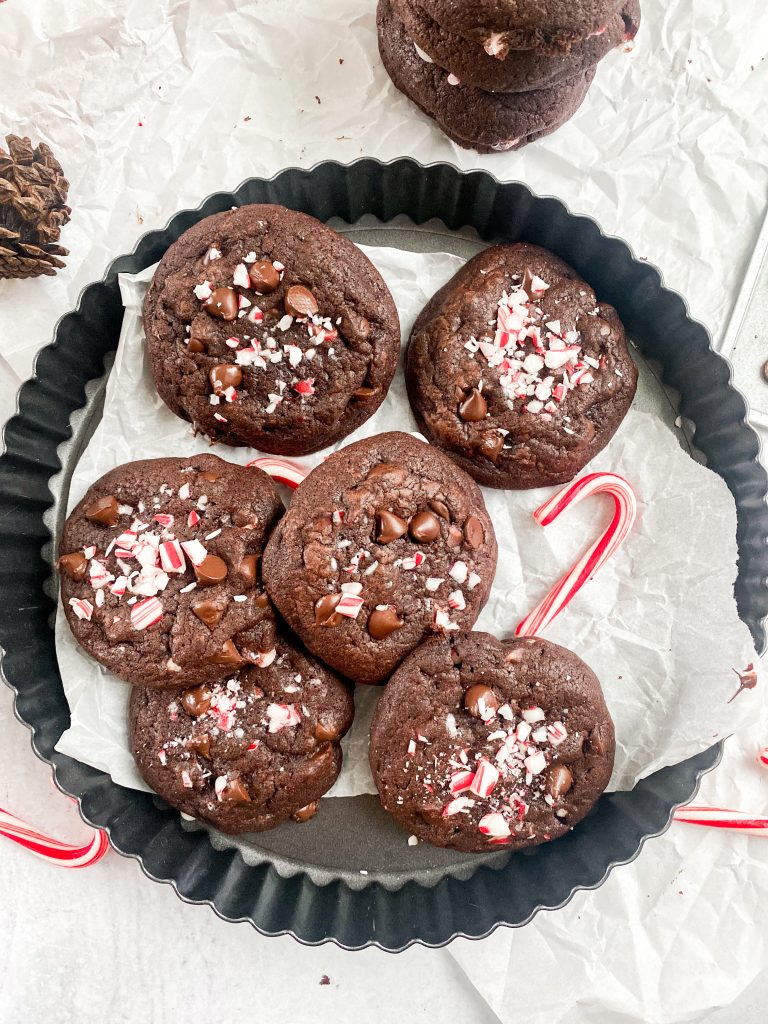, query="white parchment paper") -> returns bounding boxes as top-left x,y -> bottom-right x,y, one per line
54,244 -> 758,797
